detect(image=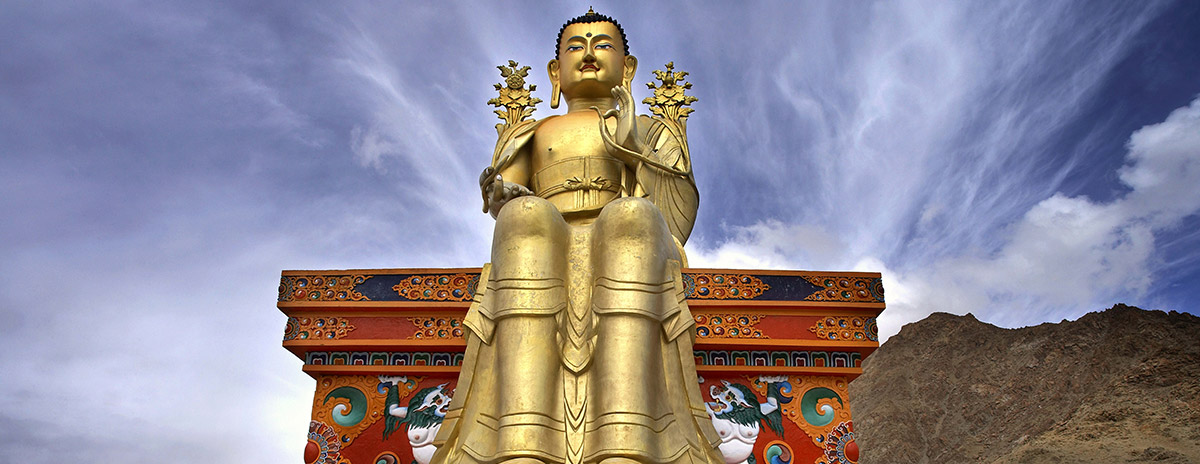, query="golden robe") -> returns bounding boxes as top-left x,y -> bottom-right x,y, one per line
432,116 -> 720,464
